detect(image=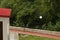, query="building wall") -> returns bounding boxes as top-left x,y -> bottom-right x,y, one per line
9,32 -> 18,40
0,17 -> 9,40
